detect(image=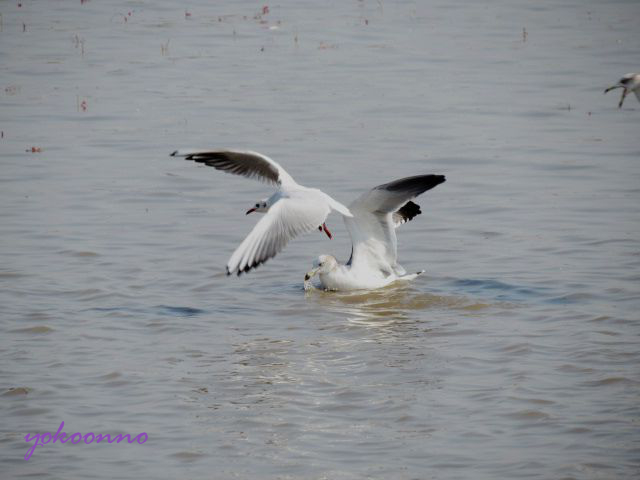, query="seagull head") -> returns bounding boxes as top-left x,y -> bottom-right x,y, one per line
604,73 -> 640,108
605,73 -> 639,93
246,198 -> 269,215
304,254 -> 338,281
